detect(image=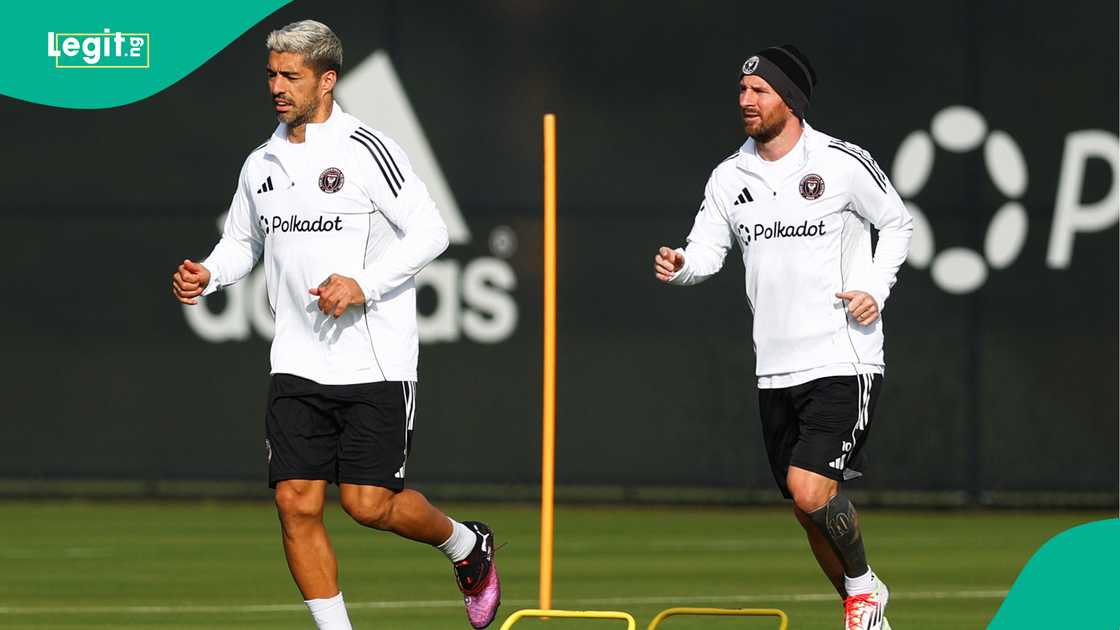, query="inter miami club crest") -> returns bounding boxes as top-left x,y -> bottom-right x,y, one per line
799,173 -> 825,200
318,167 -> 345,193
